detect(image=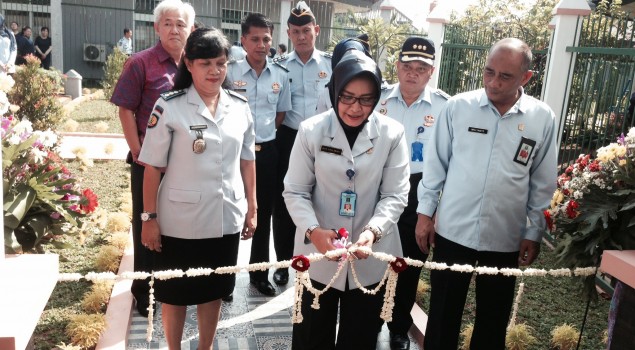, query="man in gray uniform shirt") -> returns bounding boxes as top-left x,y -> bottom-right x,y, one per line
418,38 -> 557,350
